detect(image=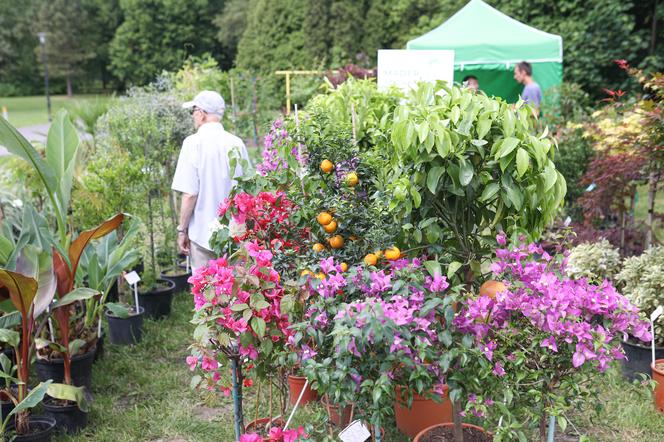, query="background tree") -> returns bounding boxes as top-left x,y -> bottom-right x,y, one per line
214,0 -> 248,70
35,0 -> 96,97
0,0 -> 41,96
109,0 -> 224,86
